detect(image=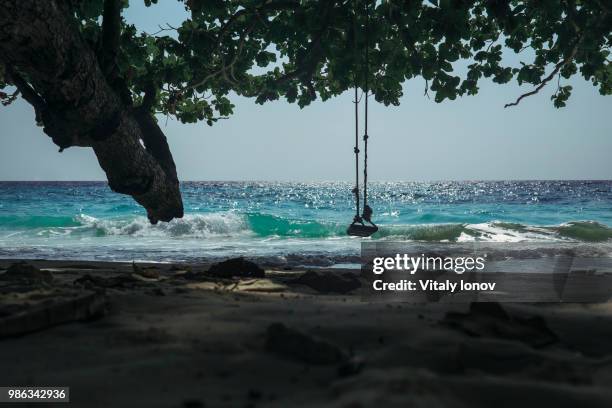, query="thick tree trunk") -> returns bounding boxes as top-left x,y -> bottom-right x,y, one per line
0,1 -> 183,223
